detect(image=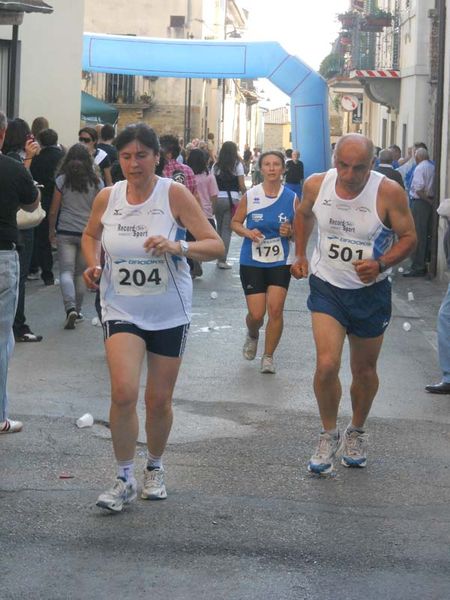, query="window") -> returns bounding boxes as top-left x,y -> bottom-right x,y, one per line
105,73 -> 135,104
170,15 -> 185,28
